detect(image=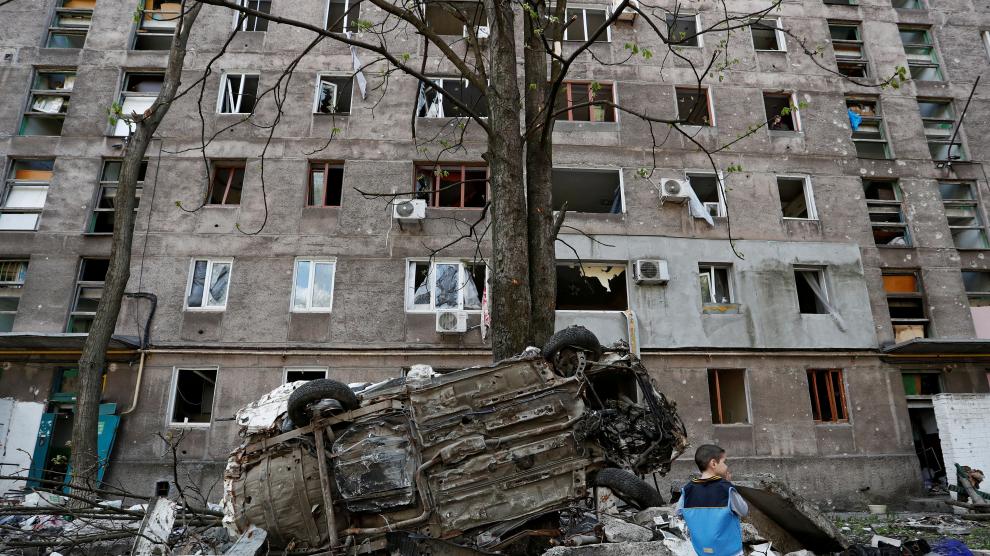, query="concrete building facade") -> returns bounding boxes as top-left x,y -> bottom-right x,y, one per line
1,0 -> 989,508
